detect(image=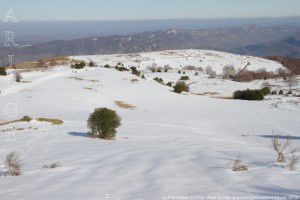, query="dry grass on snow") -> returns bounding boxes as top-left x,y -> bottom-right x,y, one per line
115,101 -> 136,110
36,118 -> 63,125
